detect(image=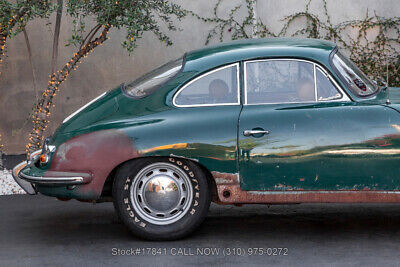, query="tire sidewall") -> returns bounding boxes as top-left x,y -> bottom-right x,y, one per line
113,157 -> 210,240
